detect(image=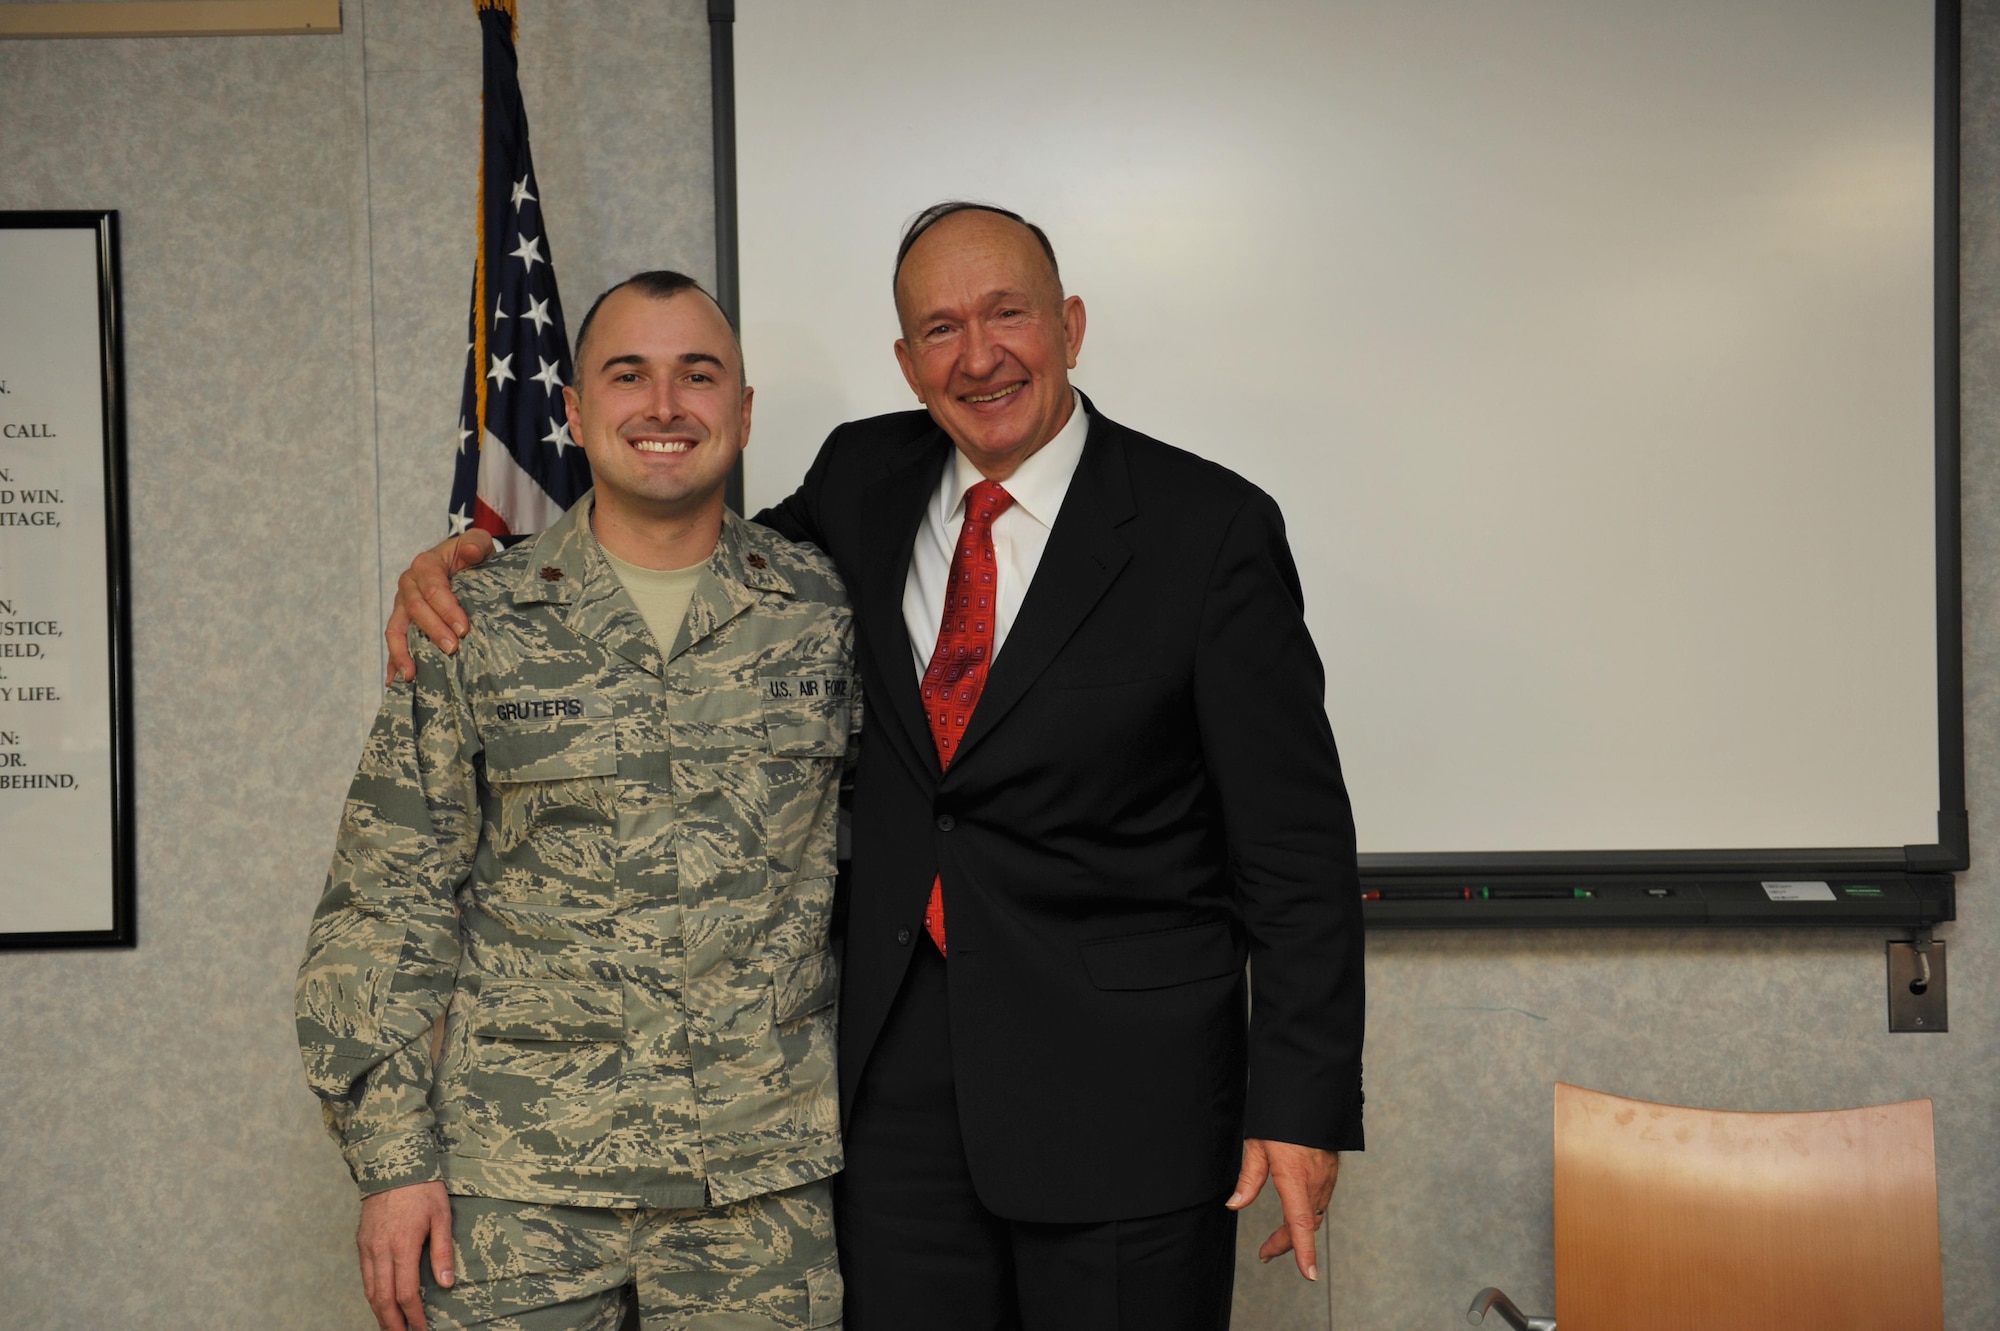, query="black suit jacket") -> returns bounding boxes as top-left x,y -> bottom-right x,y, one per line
757,396 -> 1364,1223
